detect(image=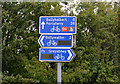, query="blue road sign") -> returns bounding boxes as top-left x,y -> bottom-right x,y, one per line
39,16 -> 76,34
39,48 -> 75,62
38,35 -> 73,48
